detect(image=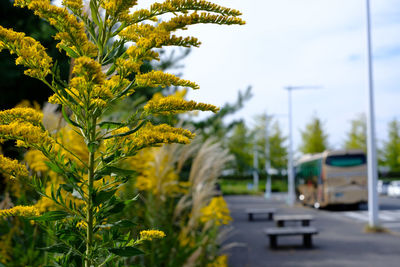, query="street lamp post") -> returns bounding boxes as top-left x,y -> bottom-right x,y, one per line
365,0 -> 379,227
253,144 -> 259,191
285,85 -> 321,206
